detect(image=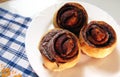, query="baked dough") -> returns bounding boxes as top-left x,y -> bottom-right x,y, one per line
53,2 -> 88,36
79,21 -> 117,58
39,29 -> 80,71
